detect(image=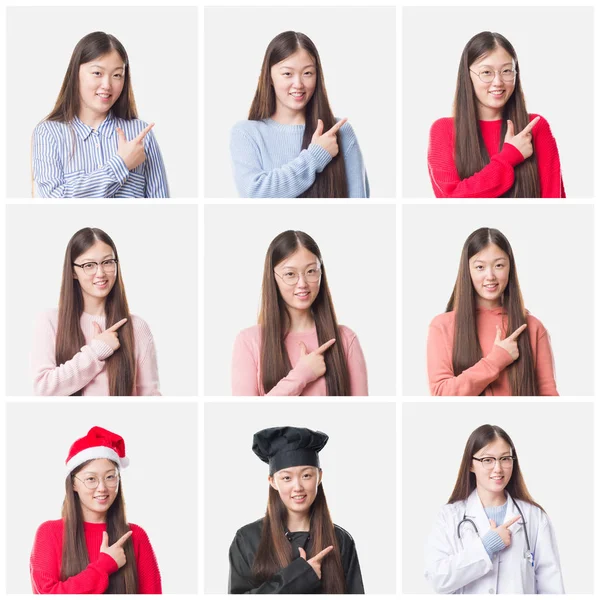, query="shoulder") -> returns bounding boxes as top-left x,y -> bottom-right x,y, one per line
337,325 -> 360,352
513,499 -> 548,525
333,523 -> 357,548
34,519 -> 63,538
128,522 -> 152,543
35,308 -> 59,330
234,518 -> 263,541
33,120 -> 66,140
129,314 -> 154,337
337,119 -> 357,142
429,311 -> 455,330
231,119 -> 266,137
524,312 -> 548,336
529,113 -> 553,137
429,117 -> 454,136
436,500 -> 464,521
235,324 -> 261,344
